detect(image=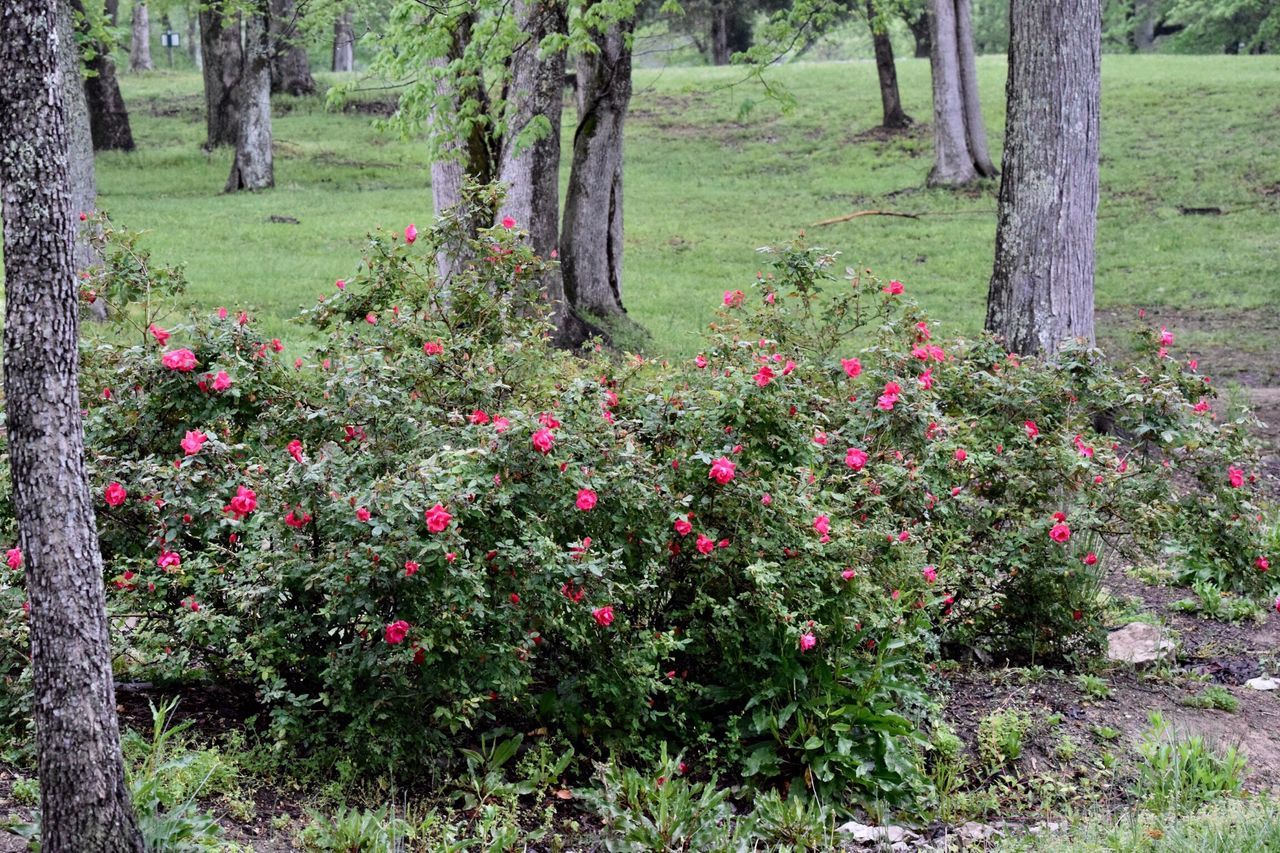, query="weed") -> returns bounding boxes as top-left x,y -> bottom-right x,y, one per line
1135,712 -> 1246,813
978,709 -> 1033,770
1076,674 -> 1113,700
1180,686 -> 1240,713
